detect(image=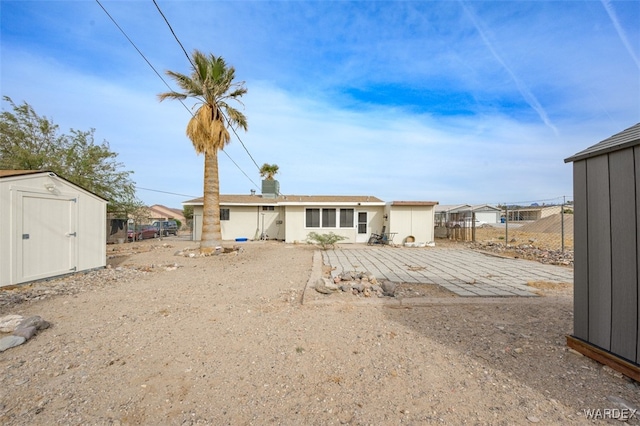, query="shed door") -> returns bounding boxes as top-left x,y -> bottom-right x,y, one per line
16,193 -> 77,283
